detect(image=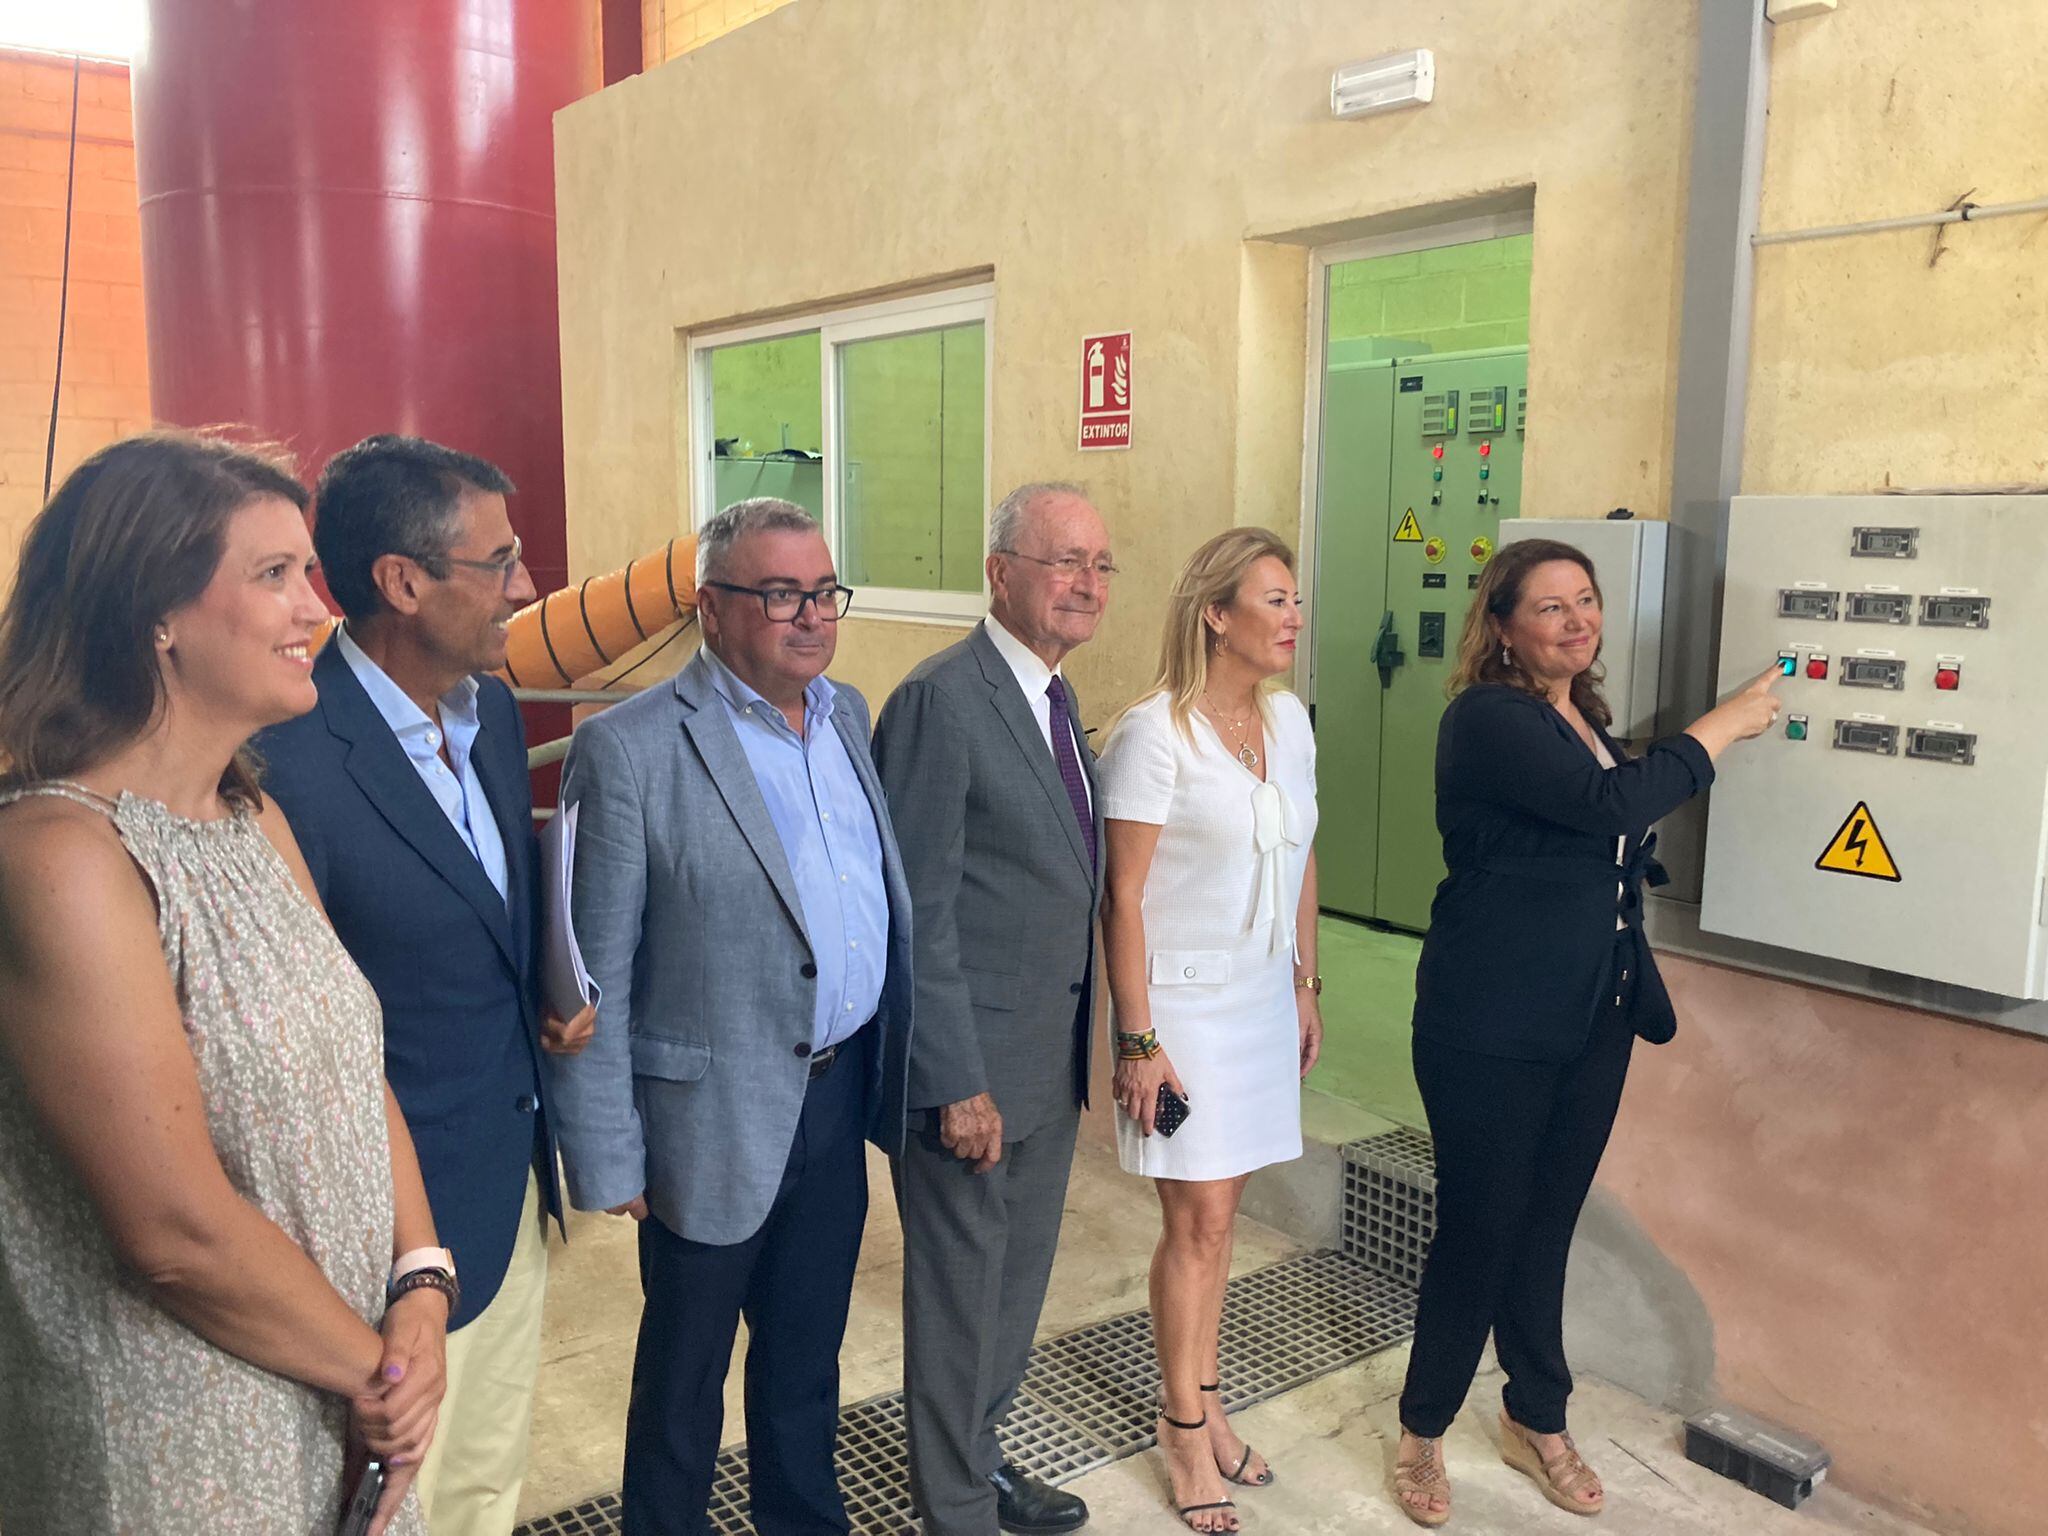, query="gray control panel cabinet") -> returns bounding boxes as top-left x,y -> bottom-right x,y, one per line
1701,495 -> 2048,1000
